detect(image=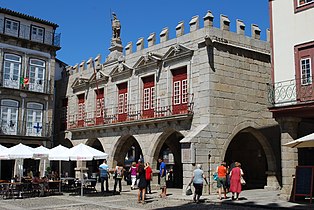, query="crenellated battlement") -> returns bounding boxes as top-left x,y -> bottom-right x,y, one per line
67,9 -> 270,76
